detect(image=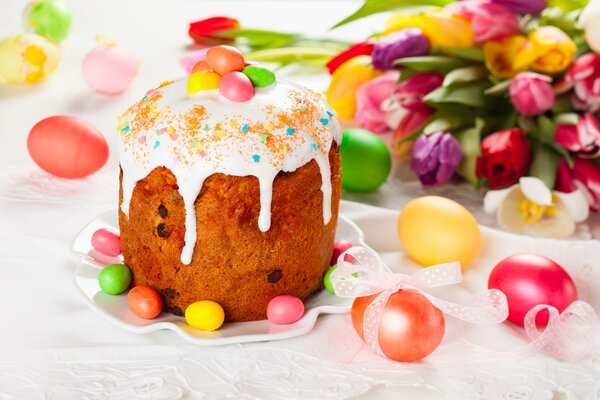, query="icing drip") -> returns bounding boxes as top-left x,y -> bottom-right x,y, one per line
118,78 -> 341,265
